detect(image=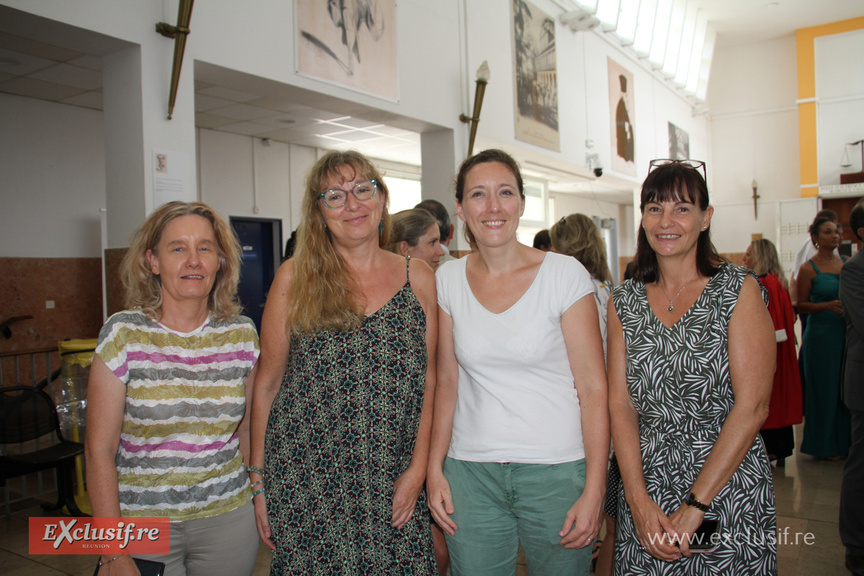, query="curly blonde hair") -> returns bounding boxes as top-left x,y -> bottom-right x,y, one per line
120,201 -> 242,321
288,150 -> 391,333
550,213 -> 612,283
